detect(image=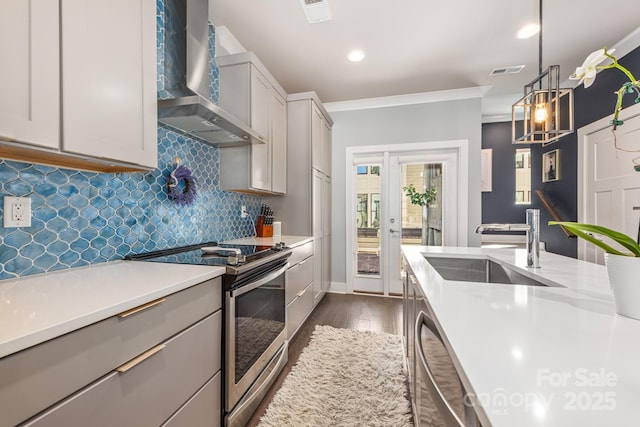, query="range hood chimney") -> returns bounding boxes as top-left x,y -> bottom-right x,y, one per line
157,0 -> 262,145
